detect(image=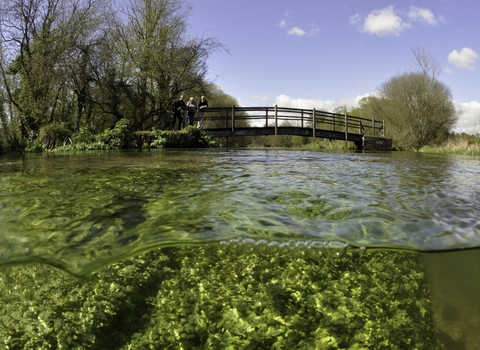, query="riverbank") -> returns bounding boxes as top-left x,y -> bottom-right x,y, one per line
418,135 -> 480,156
